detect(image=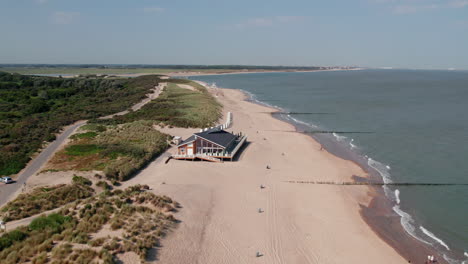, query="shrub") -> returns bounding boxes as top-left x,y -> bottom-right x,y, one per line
97,181 -> 112,190
72,175 -> 92,186
1,184 -> 94,221
0,230 -> 28,251
29,213 -> 71,232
